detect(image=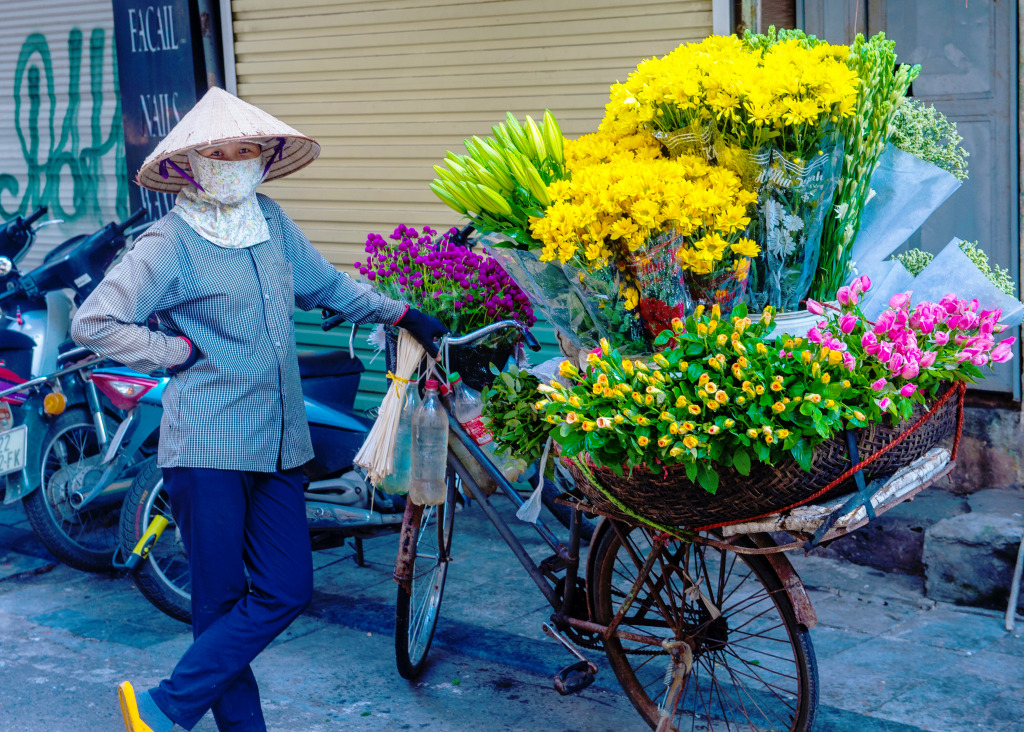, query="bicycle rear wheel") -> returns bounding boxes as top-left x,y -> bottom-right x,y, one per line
590,523 -> 818,731
394,467 -> 456,679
